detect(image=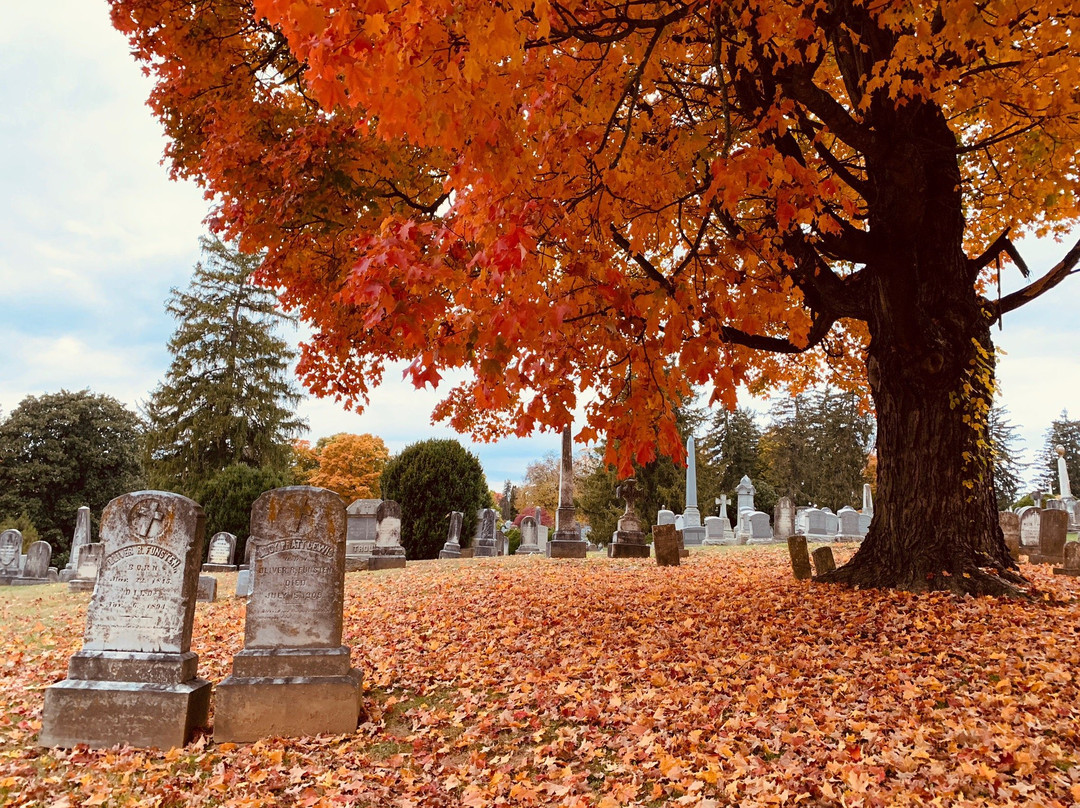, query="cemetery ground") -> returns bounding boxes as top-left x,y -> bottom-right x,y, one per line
4,547 -> 1080,808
